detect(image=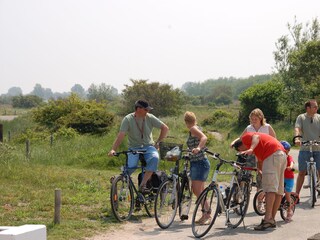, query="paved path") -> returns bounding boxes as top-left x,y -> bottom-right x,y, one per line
91,149 -> 320,240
